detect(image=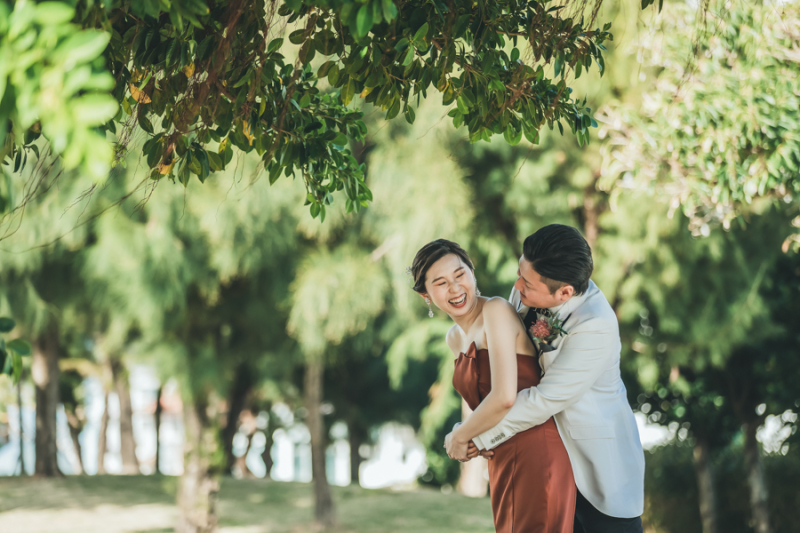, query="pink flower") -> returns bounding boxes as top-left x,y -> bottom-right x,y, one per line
531,319 -> 552,339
